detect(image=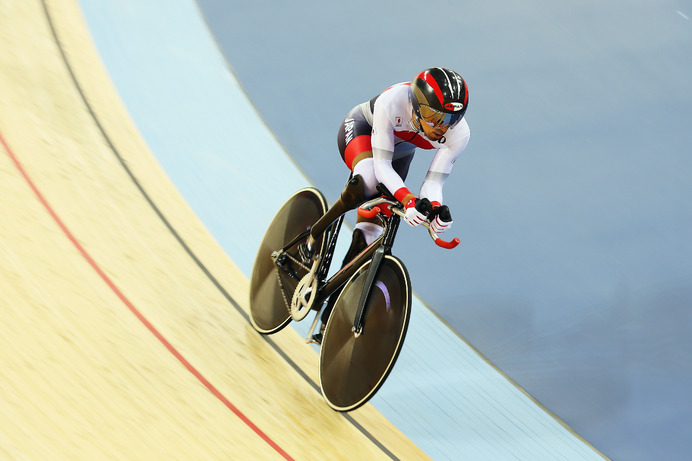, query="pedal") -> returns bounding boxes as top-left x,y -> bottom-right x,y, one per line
271,250 -> 299,280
